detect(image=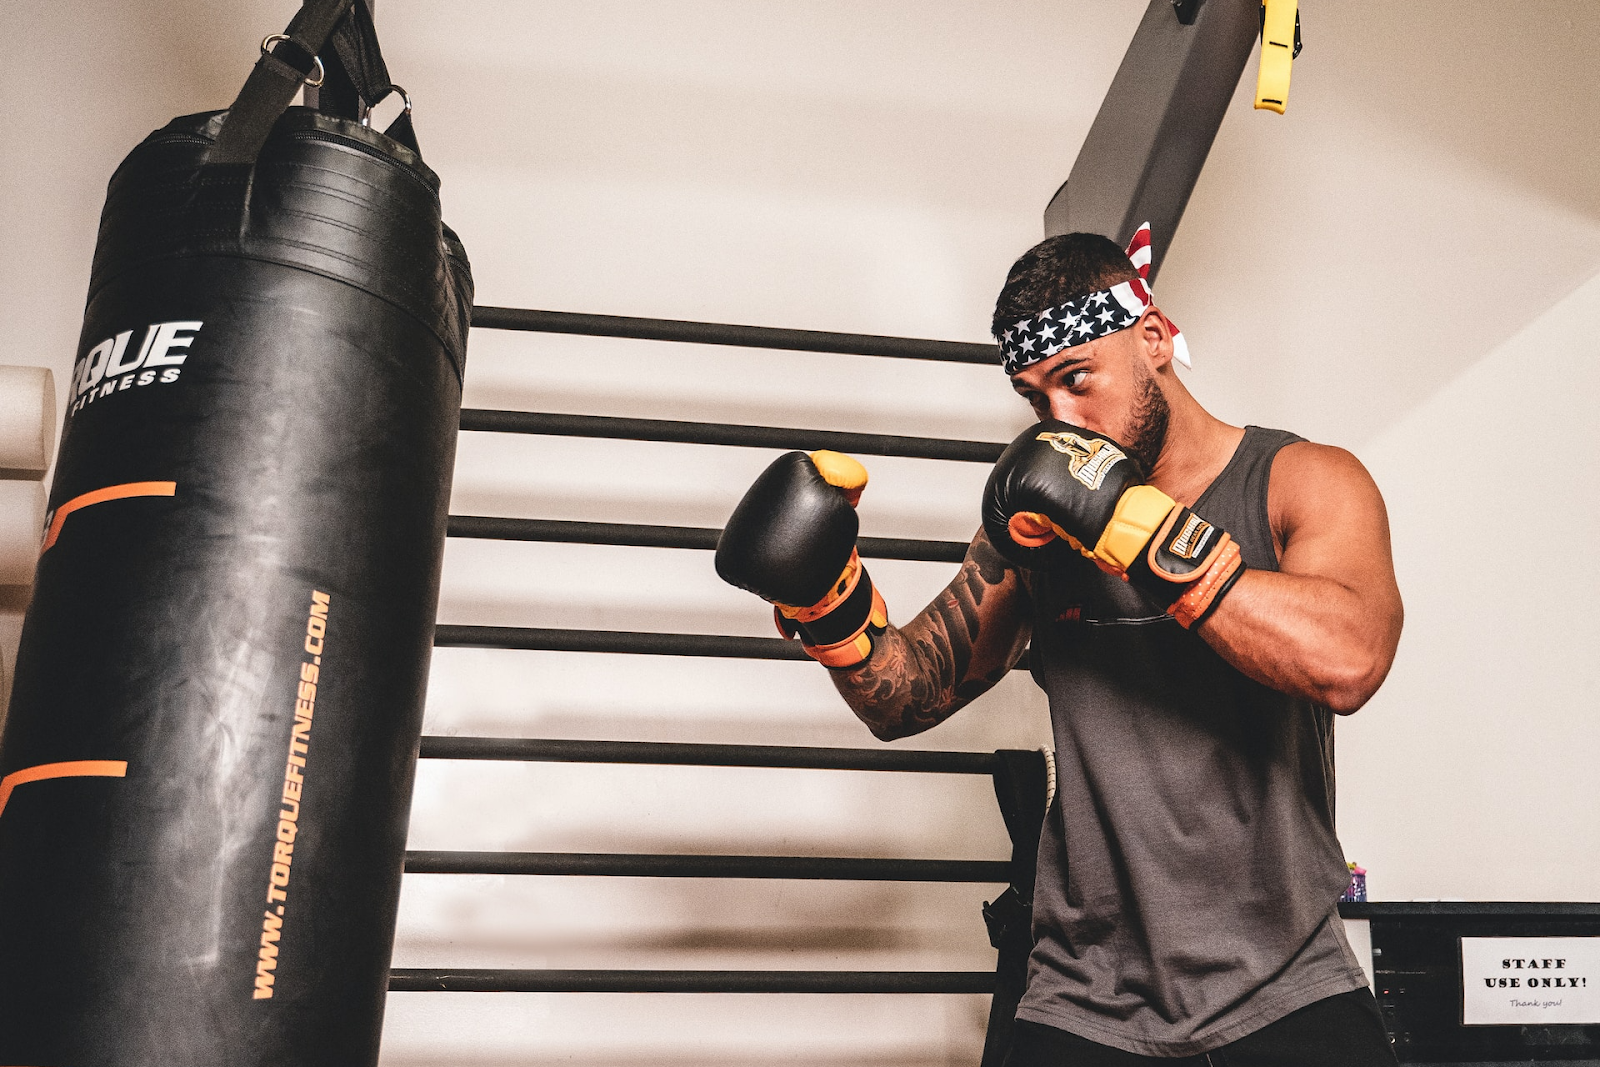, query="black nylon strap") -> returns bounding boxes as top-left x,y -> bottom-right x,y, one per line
979,749 -> 1051,1067
210,0 -> 356,165
270,38 -> 318,75
315,0 -> 420,153
325,0 -> 391,108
